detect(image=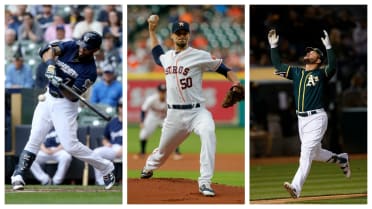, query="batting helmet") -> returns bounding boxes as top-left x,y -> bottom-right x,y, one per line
77,31 -> 102,50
